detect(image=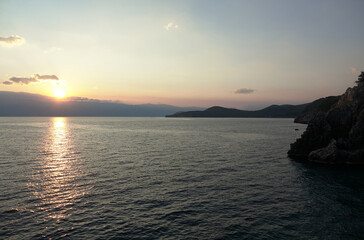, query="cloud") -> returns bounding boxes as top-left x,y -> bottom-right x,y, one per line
2,74 -> 60,85
0,35 -> 25,47
8,76 -> 38,85
67,97 -> 91,101
235,88 -> 255,94
67,96 -> 115,103
34,74 -> 59,80
2,81 -> 13,85
164,22 -> 179,30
